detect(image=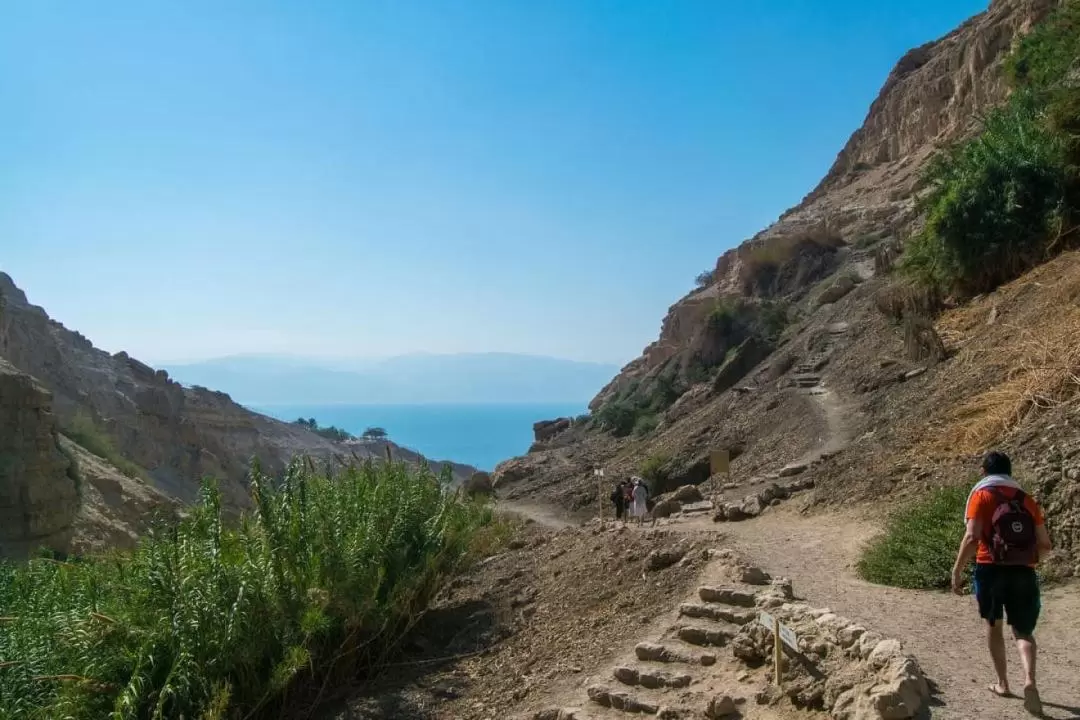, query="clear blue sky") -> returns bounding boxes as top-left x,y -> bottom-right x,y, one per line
1,0 -> 985,365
